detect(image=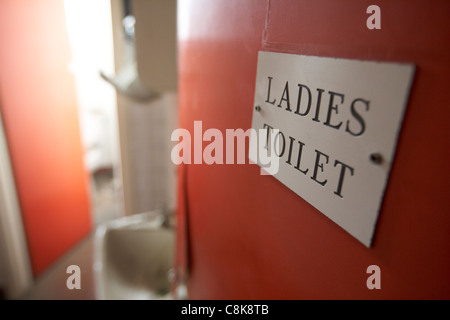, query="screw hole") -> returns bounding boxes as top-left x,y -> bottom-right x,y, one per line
370,153 -> 383,164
